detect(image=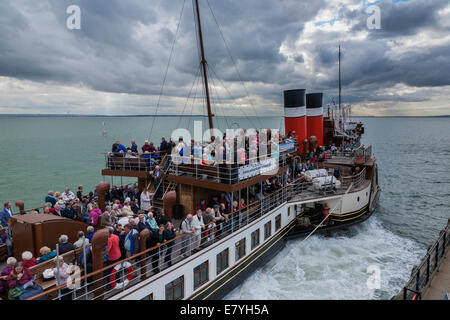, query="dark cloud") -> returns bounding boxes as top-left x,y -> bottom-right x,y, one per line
0,0 -> 449,114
